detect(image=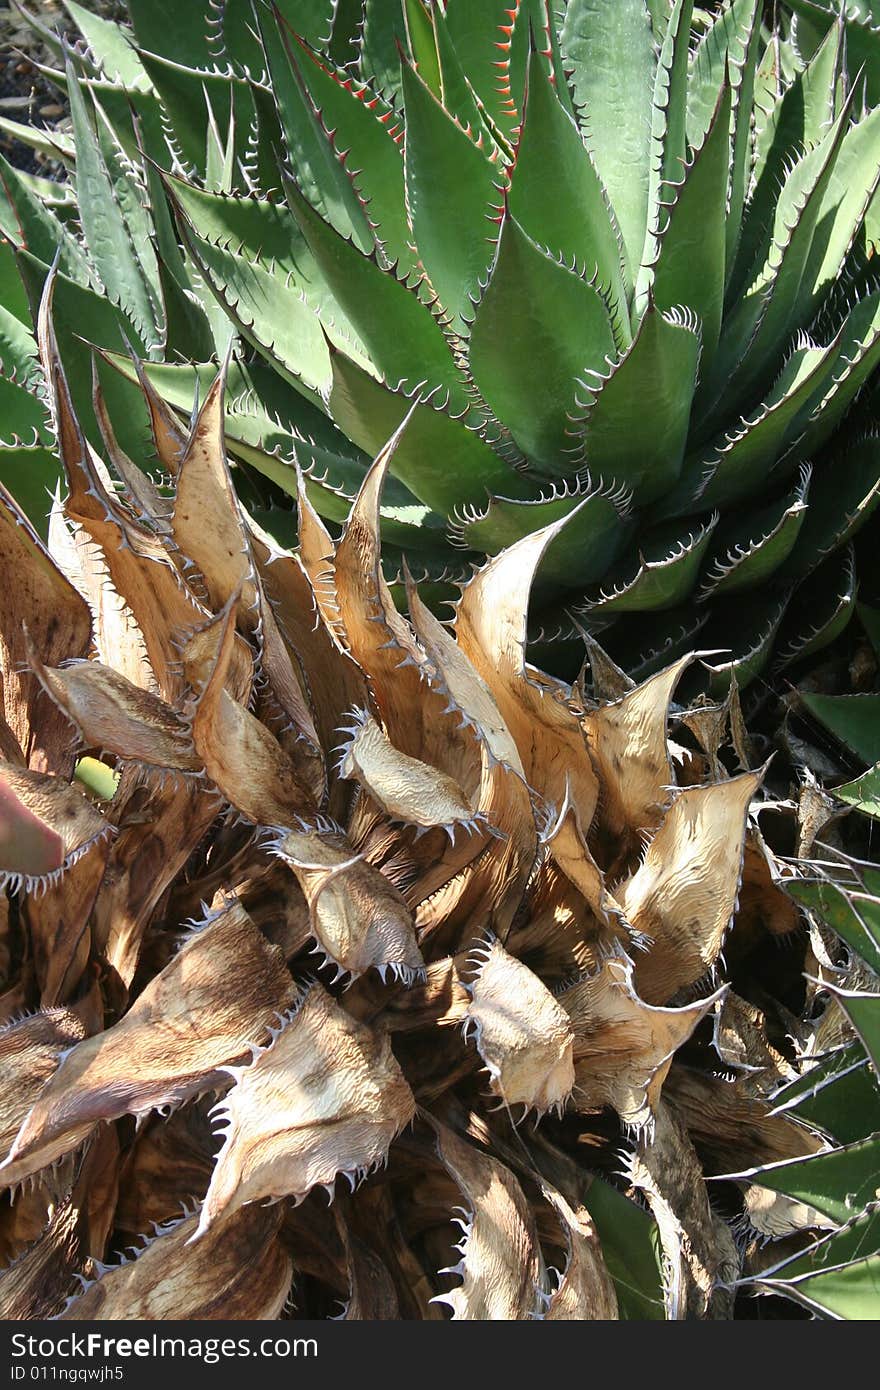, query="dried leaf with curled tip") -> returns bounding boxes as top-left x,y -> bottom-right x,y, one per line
561,953 -> 725,1131
337,707 -> 477,831
541,1184 -> 618,1320
583,656 -> 693,865
464,935 -> 575,1116
0,484 -> 92,772
620,770 -> 762,1005
0,1198 -> 83,1319
272,825 -> 423,982
428,1120 -> 548,1319
454,520 -> 599,832
0,1008 -> 86,1178
195,985 -> 416,1236
1,902 -> 296,1187
740,1182 -> 836,1240
188,596 -> 313,825
0,761 -> 112,893
25,647 -> 201,774
59,1205 -> 292,1320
